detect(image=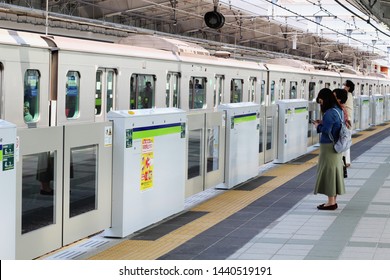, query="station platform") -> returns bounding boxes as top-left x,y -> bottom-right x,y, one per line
42,123 -> 390,260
